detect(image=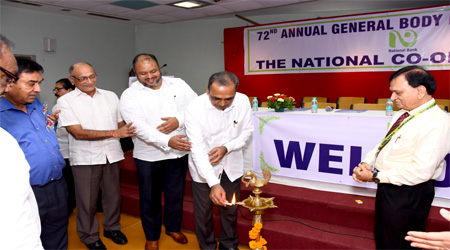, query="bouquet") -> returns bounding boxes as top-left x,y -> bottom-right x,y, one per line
267,93 -> 296,110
